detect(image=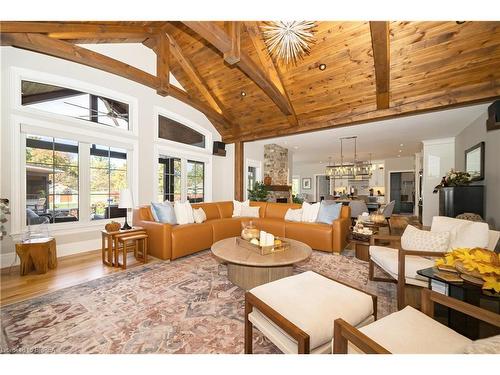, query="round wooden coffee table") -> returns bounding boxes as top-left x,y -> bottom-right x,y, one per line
211,237 -> 312,290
